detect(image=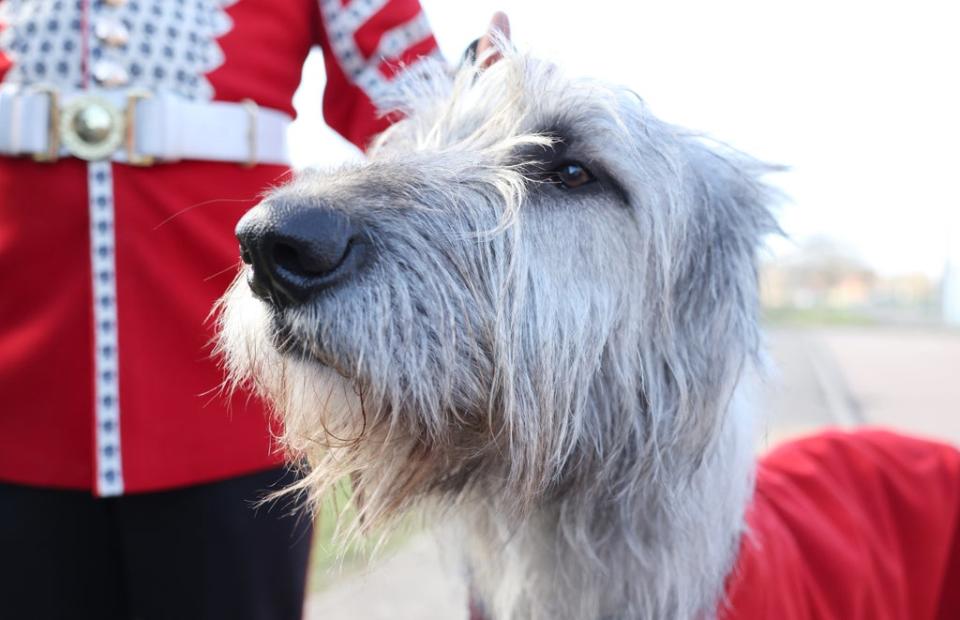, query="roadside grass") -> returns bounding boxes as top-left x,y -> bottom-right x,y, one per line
762,307 -> 877,326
